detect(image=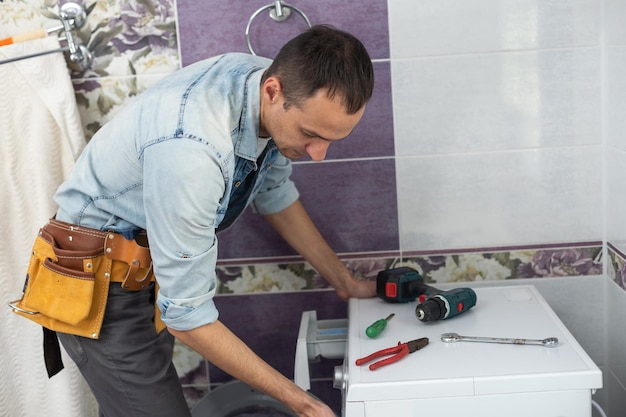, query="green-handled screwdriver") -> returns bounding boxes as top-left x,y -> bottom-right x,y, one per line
366,314 -> 395,338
